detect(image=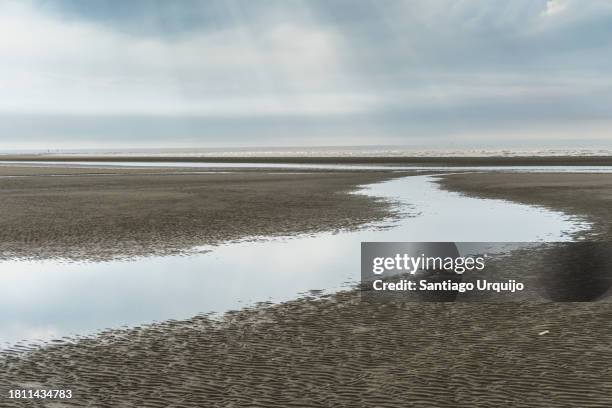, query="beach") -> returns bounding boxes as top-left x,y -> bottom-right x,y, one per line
0,165 -> 402,261
4,1 -> 612,405
437,172 -> 612,240
1,162 -> 611,407
1,280 -> 611,407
